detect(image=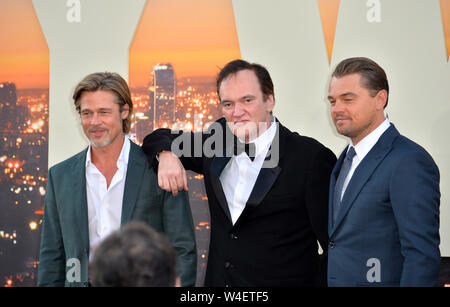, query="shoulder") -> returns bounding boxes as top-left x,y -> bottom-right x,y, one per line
129,140 -> 160,187
279,123 -> 335,157
130,140 -> 146,158
49,148 -> 87,175
391,134 -> 436,164
380,130 -> 440,178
